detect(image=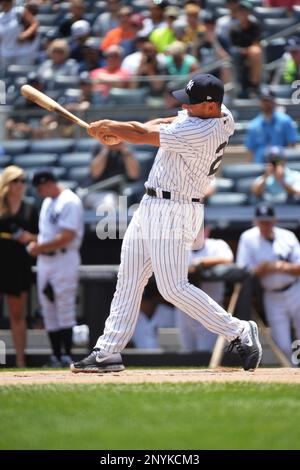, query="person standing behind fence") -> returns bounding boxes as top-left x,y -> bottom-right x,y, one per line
0,166 -> 38,367
28,170 -> 84,367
